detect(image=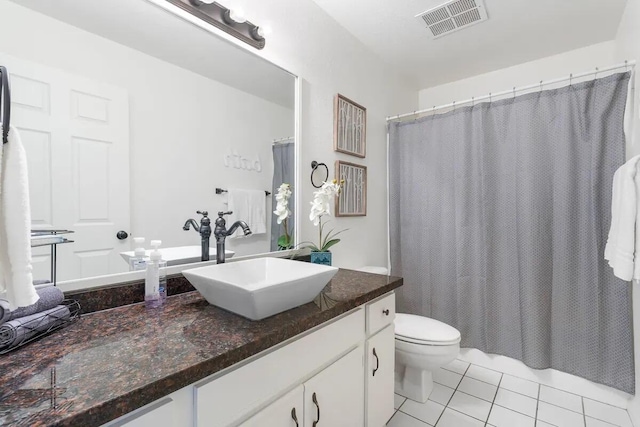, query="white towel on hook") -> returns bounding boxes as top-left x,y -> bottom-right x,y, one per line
0,125 -> 38,309
605,155 -> 640,281
227,189 -> 266,238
